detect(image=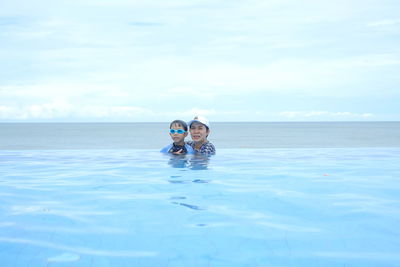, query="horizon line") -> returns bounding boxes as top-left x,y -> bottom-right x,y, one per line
1,120 -> 399,123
